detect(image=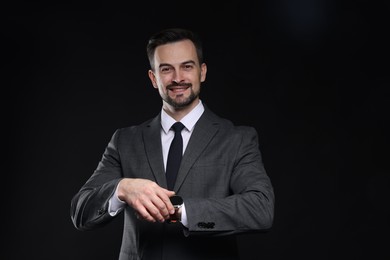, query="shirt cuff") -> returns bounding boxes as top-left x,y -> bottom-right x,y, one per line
180,203 -> 188,227
108,185 -> 126,216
